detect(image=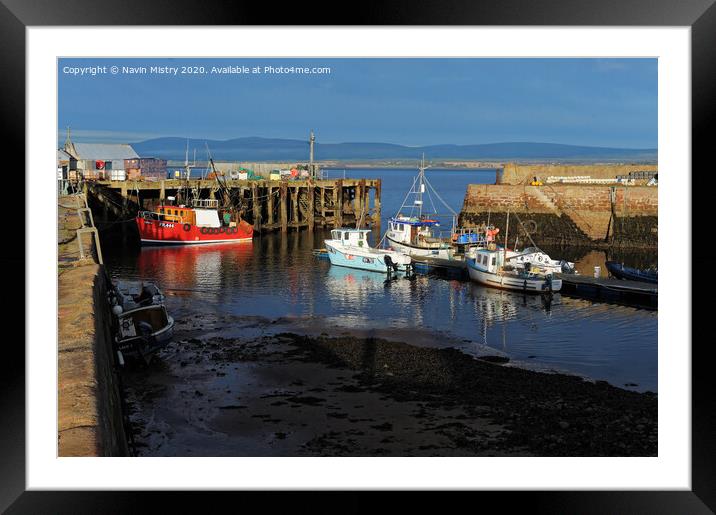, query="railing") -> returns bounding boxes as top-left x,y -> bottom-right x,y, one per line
191,198 -> 219,209
139,210 -> 187,225
59,193 -> 104,265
